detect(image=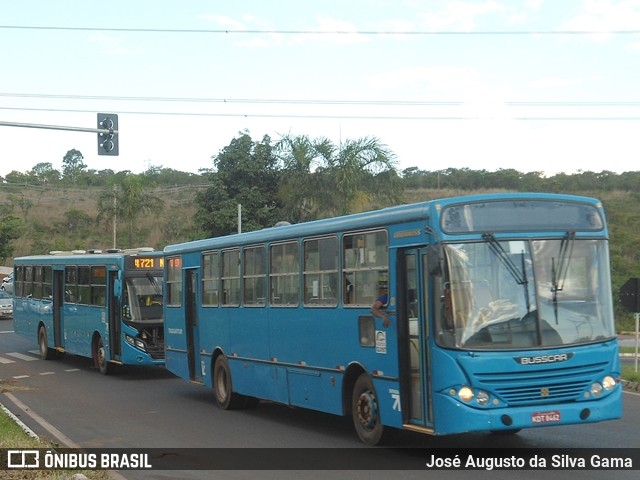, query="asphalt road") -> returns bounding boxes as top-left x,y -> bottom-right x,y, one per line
2,317 -> 639,480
